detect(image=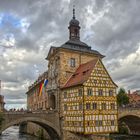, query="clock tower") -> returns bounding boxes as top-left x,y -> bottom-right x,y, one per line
68,6 -> 80,40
